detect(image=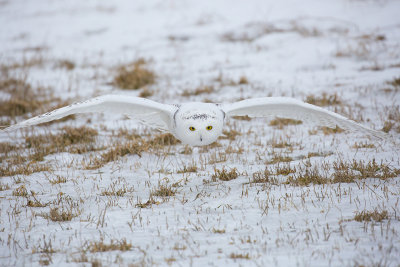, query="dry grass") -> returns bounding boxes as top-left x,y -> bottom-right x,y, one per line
135,198 -> 159,208
27,197 -> 48,208
149,133 -> 180,147
48,176 -> 67,185
251,168 -> 278,184
354,209 -> 388,222
0,183 -> 10,191
387,77 -> 400,87
0,73 -> 73,122
0,76 -> 43,118
56,59 -> 75,70
150,184 -> 176,197
212,168 -> 239,181
238,76 -> 248,84
12,185 -> 29,197
85,239 -> 132,252
25,126 -> 99,161
352,142 -> 375,149
321,126 -> 344,135
138,87 -> 154,98
266,155 -> 293,164
230,253 -> 250,259
220,129 -> 241,141
269,117 -> 302,129
1,163 -> 51,177
232,115 -> 252,121
113,59 -> 155,89
47,207 -> 79,222
305,93 -> 342,106
286,166 -> 329,186
181,85 -> 214,96
101,181 -> 134,197
177,165 -> 198,173
86,140 -> 145,169
332,159 -> 399,183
